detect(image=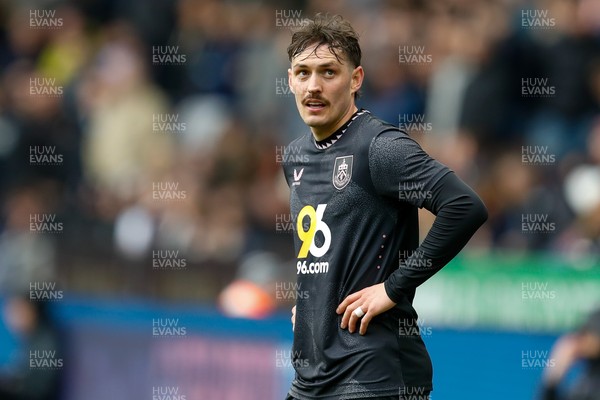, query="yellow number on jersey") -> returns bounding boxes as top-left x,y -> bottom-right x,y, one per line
296,204 -> 331,258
